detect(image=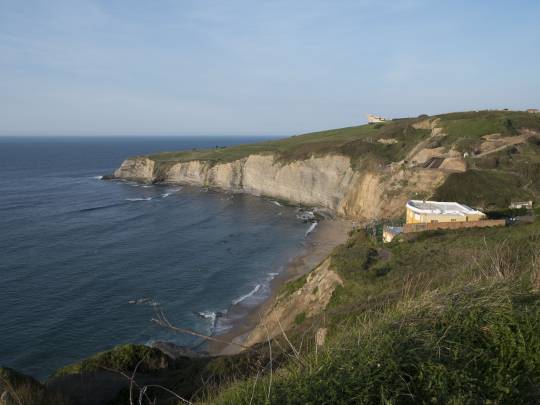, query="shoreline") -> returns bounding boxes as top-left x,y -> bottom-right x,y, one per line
209,217 -> 352,356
